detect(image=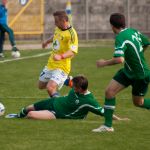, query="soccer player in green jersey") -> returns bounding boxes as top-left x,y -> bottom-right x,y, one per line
93,13 -> 150,132
5,75 -> 128,121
